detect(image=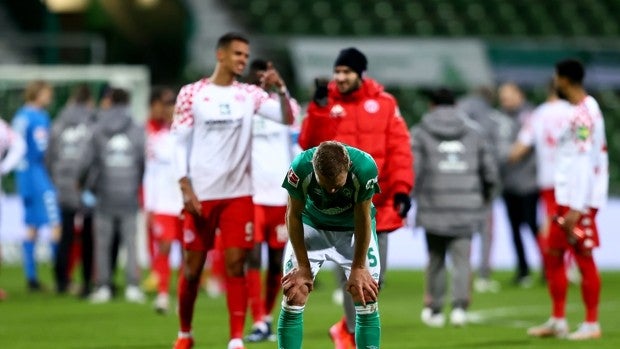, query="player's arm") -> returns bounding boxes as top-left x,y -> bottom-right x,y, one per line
0,125 -> 25,175
348,198 -> 379,305
258,62 -> 294,125
508,116 -> 535,163
281,194 -> 313,305
508,141 -> 532,163
385,103 -> 414,217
